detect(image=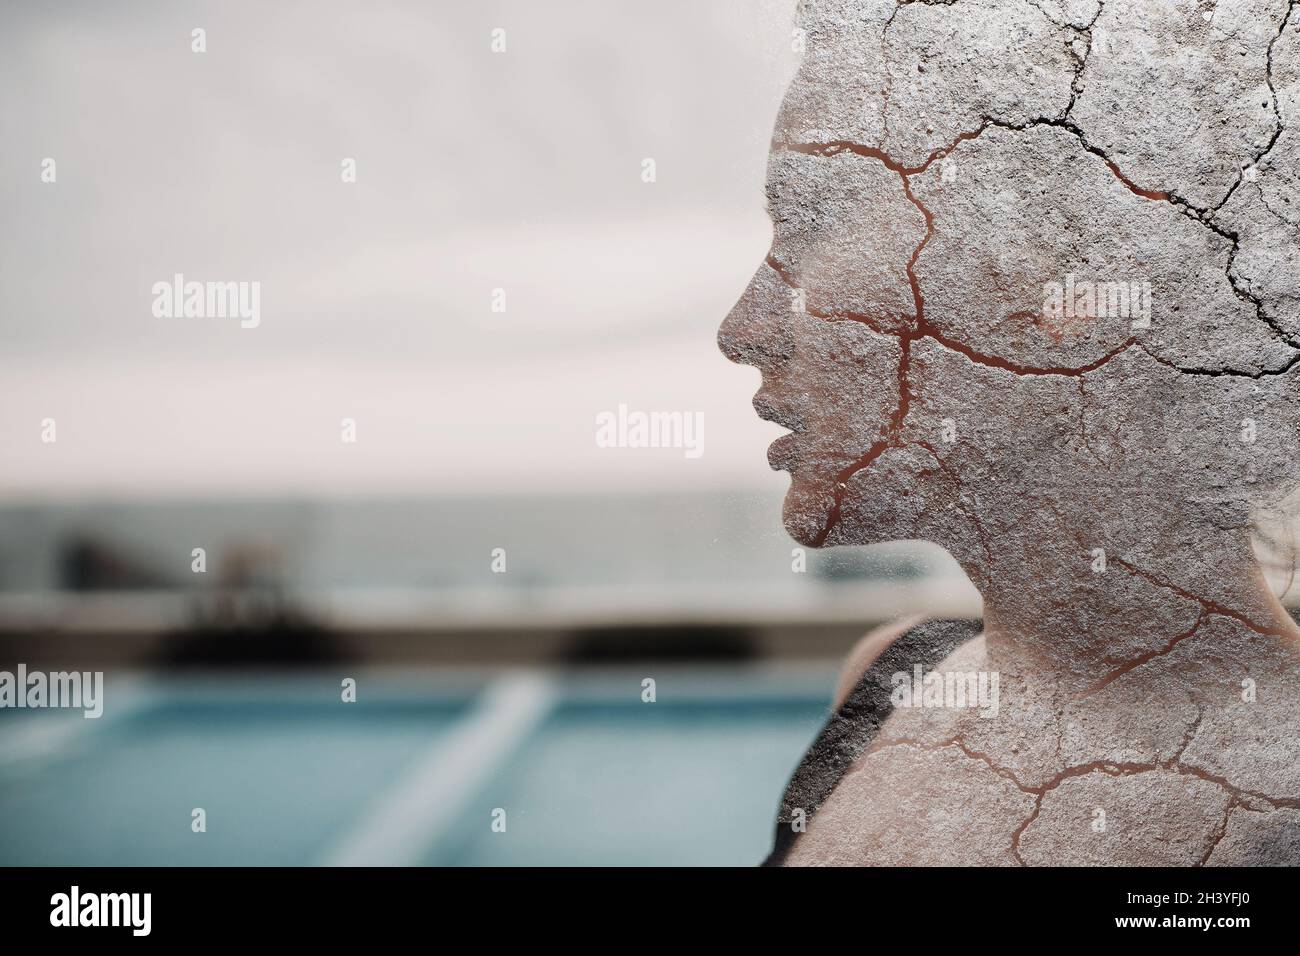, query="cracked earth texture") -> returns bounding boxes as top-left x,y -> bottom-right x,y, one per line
719,0 -> 1300,865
